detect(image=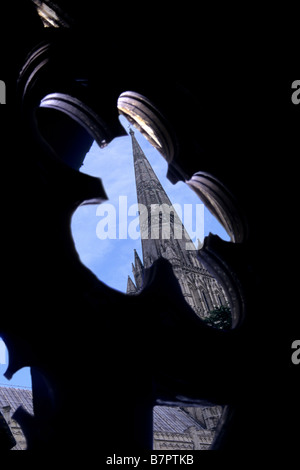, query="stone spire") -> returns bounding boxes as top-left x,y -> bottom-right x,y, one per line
127,275 -> 137,295
126,128 -> 228,319
129,128 -> 195,269
132,249 -> 144,290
